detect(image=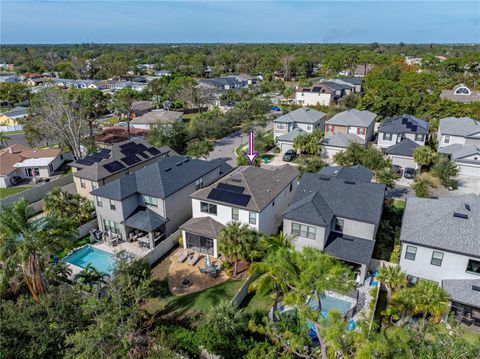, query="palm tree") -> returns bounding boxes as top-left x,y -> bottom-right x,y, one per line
74,264 -> 108,290
258,231 -> 293,253
0,131 -> 11,149
376,265 -> 407,301
205,300 -> 246,336
43,260 -> 73,286
217,222 -> 256,276
0,199 -> 77,299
